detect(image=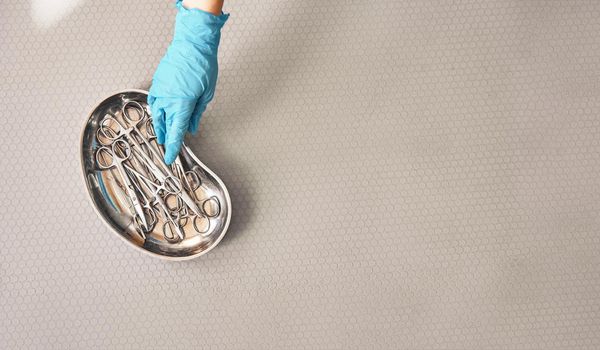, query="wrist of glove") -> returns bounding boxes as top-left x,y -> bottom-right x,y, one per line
148,0 -> 229,164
